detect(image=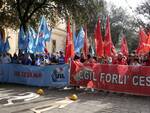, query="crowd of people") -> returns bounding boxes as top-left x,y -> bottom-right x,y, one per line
1,50 -> 150,66
0,51 -> 65,66
74,51 -> 150,66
